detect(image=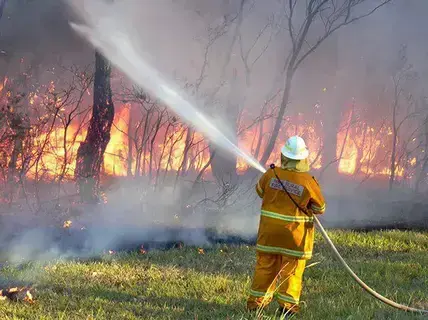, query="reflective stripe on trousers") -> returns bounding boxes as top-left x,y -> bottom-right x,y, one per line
256,244 -> 312,260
